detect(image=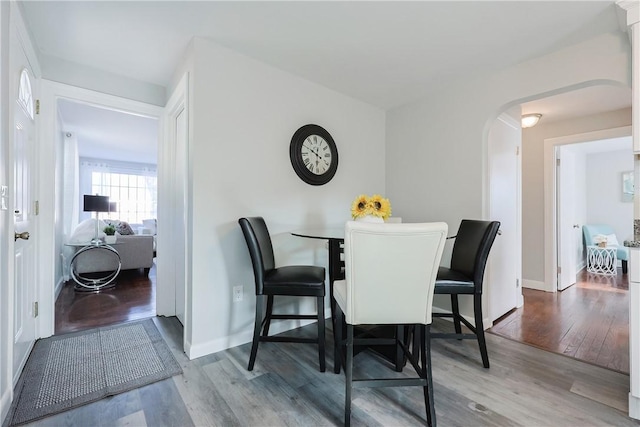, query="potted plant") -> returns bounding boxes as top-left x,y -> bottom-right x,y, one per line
103,224 -> 117,244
